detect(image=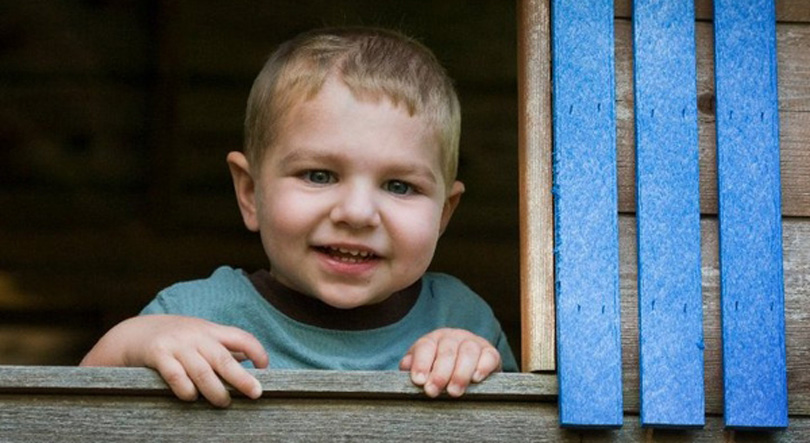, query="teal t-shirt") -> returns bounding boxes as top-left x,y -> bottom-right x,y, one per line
141,266 -> 518,371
